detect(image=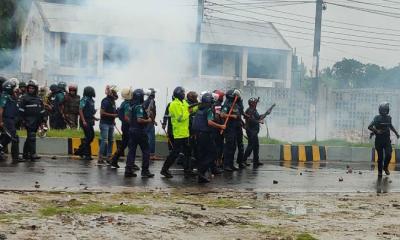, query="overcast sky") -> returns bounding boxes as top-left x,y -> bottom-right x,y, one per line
198,0 -> 400,70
